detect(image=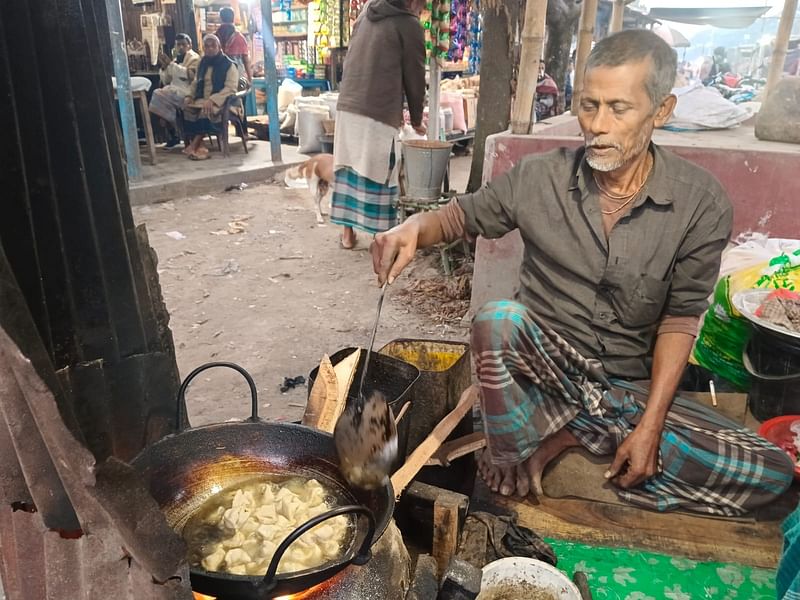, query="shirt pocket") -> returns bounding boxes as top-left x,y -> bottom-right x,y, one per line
608,274 -> 671,328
